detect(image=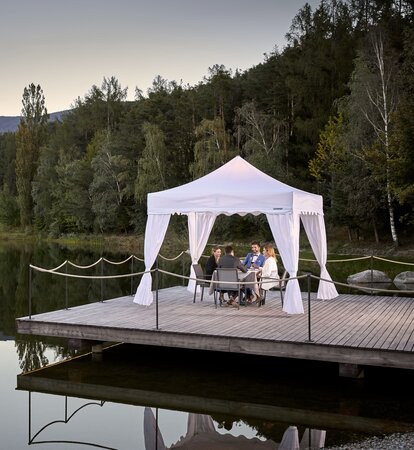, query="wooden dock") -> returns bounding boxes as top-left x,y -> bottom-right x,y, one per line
16,286 -> 414,370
